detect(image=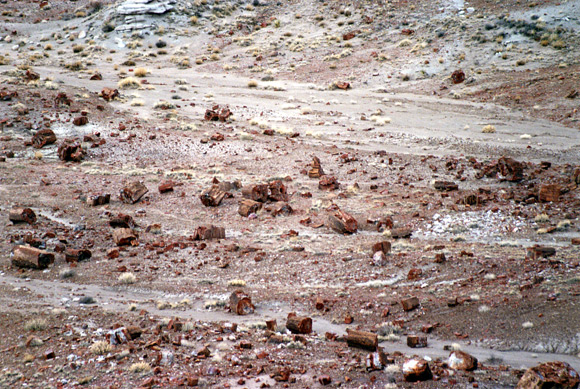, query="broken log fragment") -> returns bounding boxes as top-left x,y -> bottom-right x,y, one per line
448,350 -> 478,371
407,335 -> 428,348
372,241 -> 391,255
100,87 -> 119,101
87,194 -> 110,206
120,181 -> 148,204
308,156 -> 325,178
401,296 -> 420,311
200,185 -> 227,207
286,313 -> 312,334
58,139 -> 85,162
193,225 -> 225,241
267,180 -> 289,202
319,176 -> 340,191
73,116 -> 88,126
346,329 -> 378,351
327,209 -> 358,234
403,358 -> 433,382
272,202 -> 293,216
113,228 -> 137,246
238,199 -> 262,217
64,249 -> 92,263
12,245 -> 55,269
242,184 -> 269,202
109,213 -> 136,229
32,129 -> 56,149
229,290 -> 255,315
539,184 -> 561,202
527,245 -> 556,259
434,180 -> 458,191
517,361 -> 579,389
204,105 -> 232,122
9,207 -> 36,224
158,181 -> 174,194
